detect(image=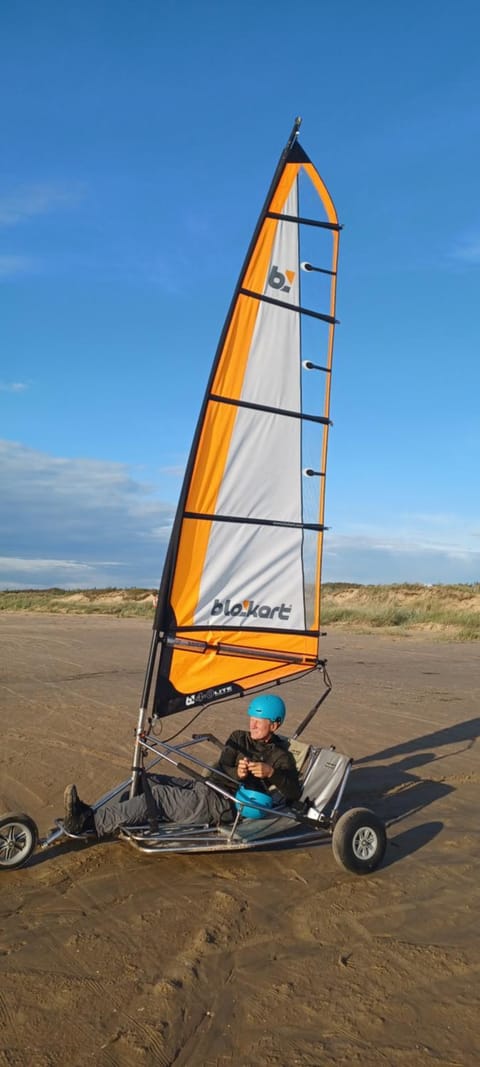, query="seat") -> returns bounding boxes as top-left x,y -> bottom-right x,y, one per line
277,735 -> 351,816
299,747 -> 351,816
276,734 -> 311,774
